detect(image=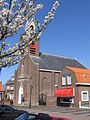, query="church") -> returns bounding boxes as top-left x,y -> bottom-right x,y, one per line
14,19 -> 90,108
14,33 -> 87,107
